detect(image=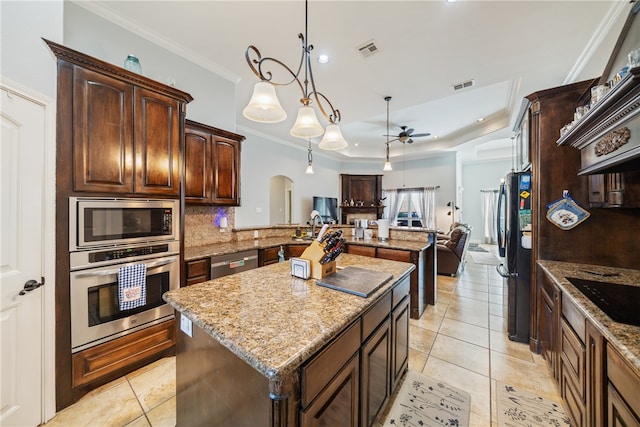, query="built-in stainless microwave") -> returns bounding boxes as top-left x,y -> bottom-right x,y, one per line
69,197 -> 179,251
